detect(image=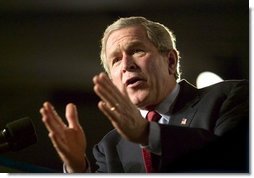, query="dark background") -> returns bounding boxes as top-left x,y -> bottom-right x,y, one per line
0,0 -> 249,172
